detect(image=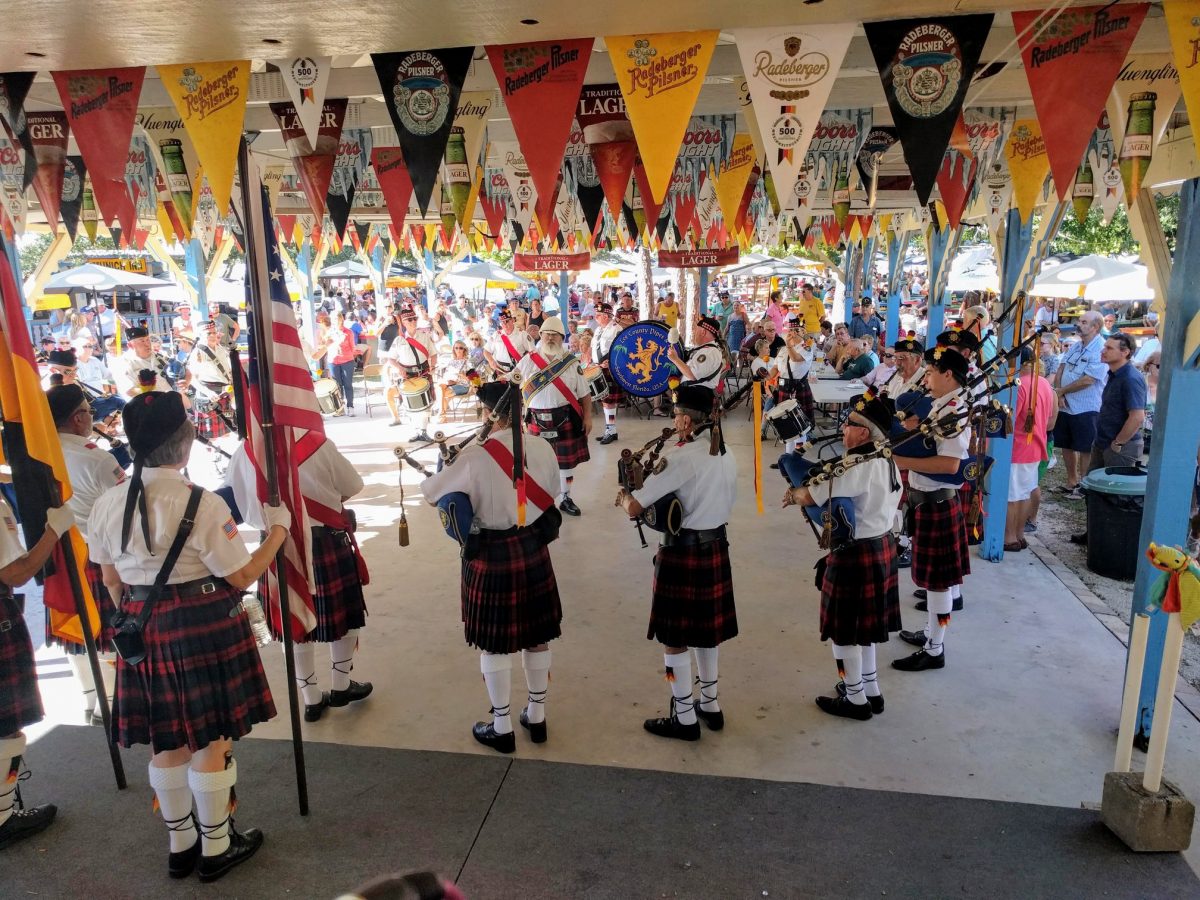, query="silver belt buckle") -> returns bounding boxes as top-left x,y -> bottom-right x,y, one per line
0,619 -> 12,632
200,581 -> 217,594
541,430 -> 558,439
